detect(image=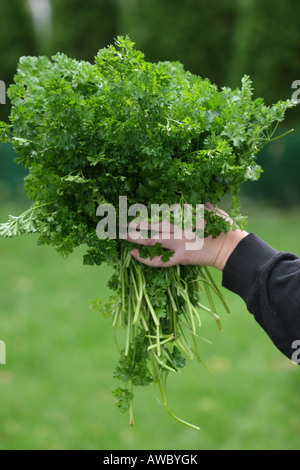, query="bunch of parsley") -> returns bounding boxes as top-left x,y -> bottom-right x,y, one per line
0,36 -> 295,429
